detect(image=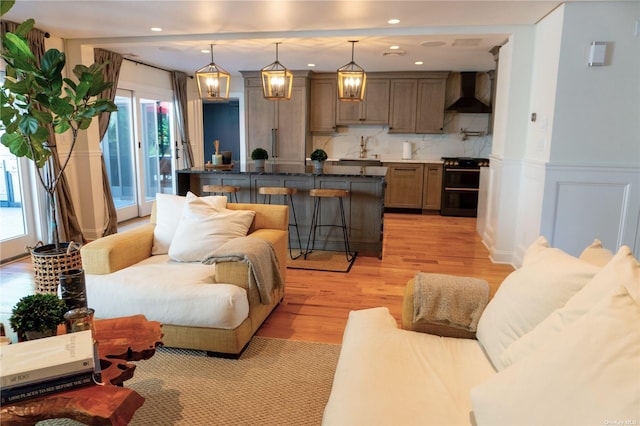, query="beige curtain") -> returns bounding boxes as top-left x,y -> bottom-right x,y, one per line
94,48 -> 123,237
171,71 -> 194,169
1,21 -> 85,244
